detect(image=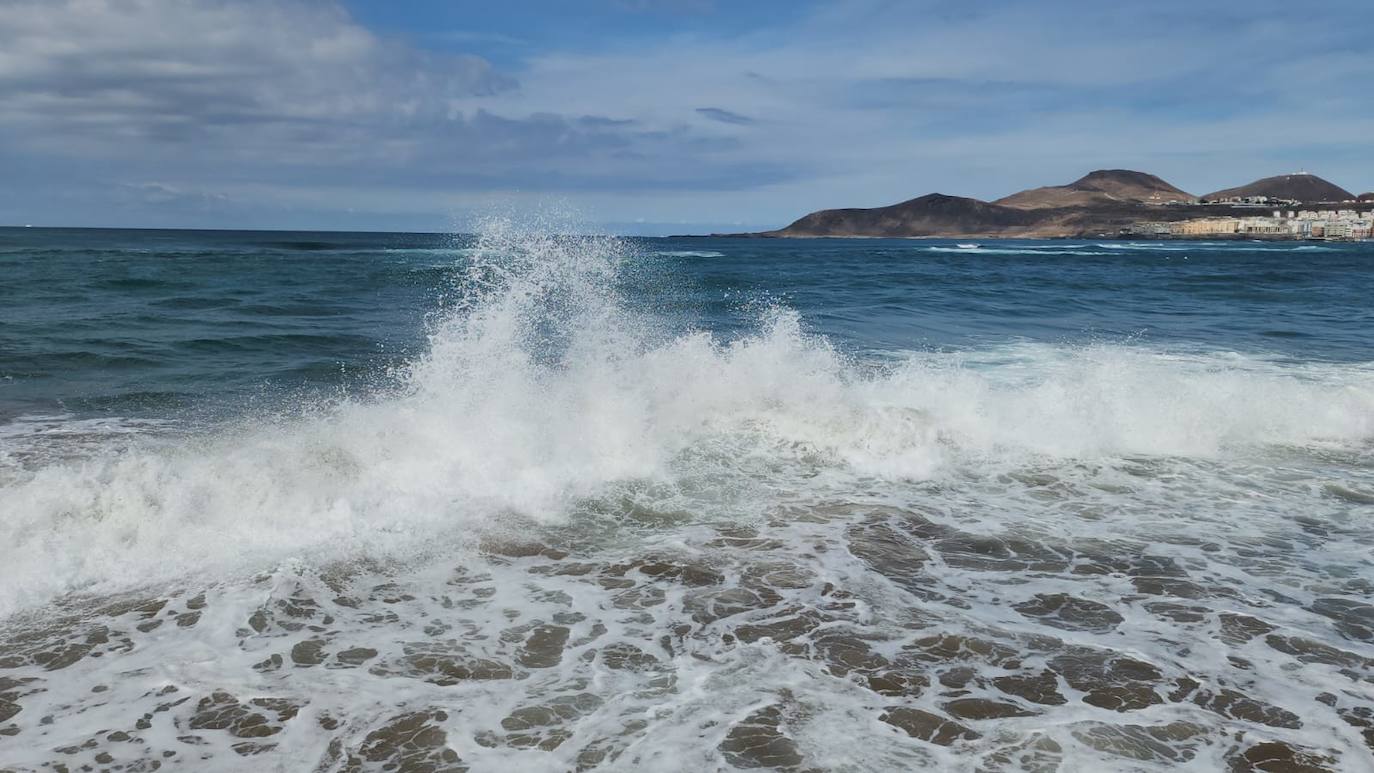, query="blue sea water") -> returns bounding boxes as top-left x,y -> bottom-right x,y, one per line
1,225 -> 1372,771
3,228 -> 1370,423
